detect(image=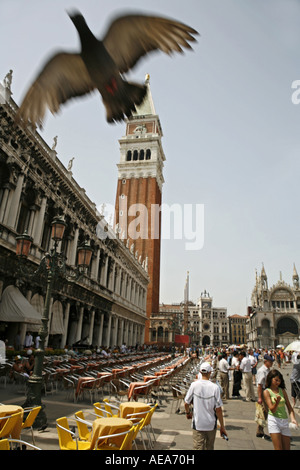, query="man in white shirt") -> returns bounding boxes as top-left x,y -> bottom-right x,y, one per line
248,349 -> 258,385
184,362 -> 227,450
239,351 -> 255,402
218,353 -> 231,400
24,331 -> 33,348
